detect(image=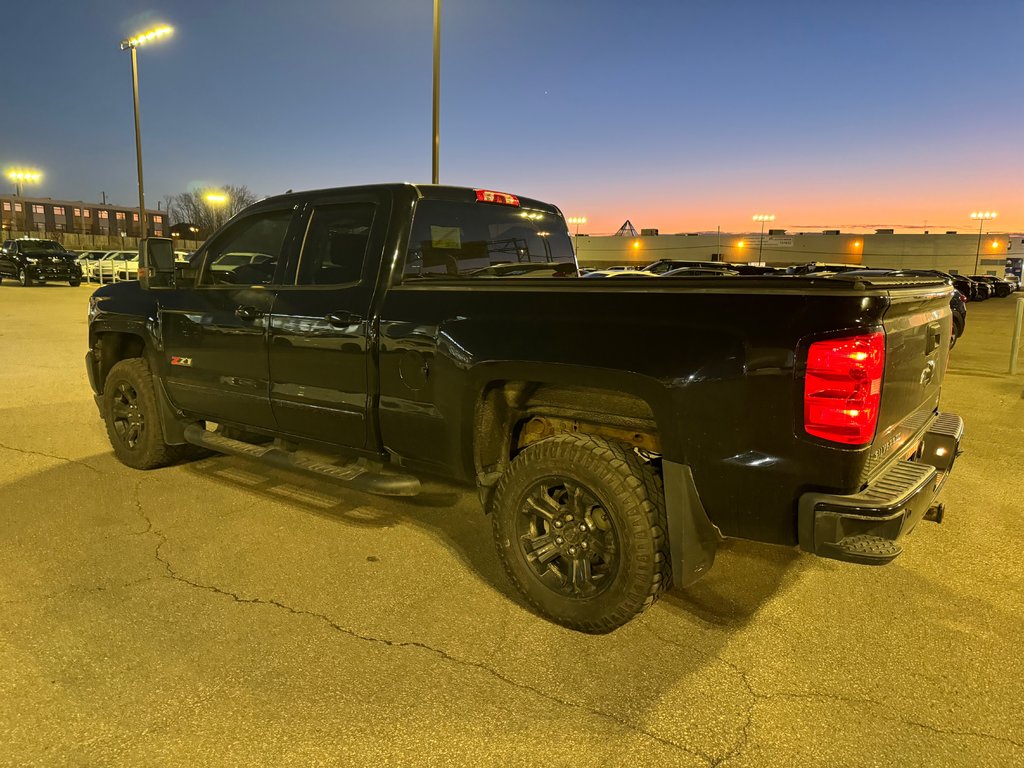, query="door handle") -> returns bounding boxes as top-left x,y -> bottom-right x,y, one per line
326,310 -> 361,327
235,305 -> 264,321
